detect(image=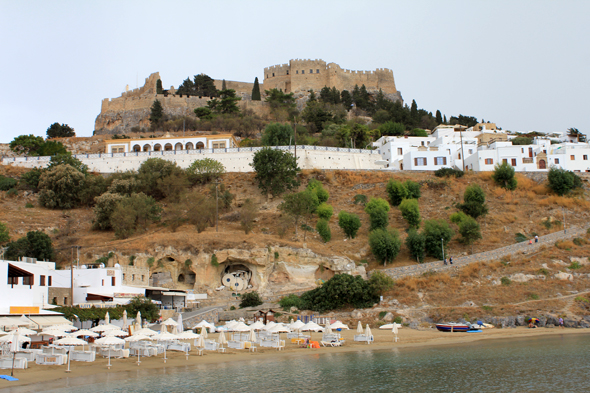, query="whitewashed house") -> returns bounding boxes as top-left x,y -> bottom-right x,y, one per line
105,134 -> 239,154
